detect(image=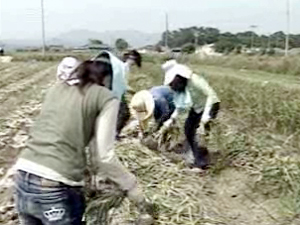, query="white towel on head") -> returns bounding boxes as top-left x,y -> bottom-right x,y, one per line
162,59 -> 177,72
57,57 -> 80,81
164,64 -> 193,85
